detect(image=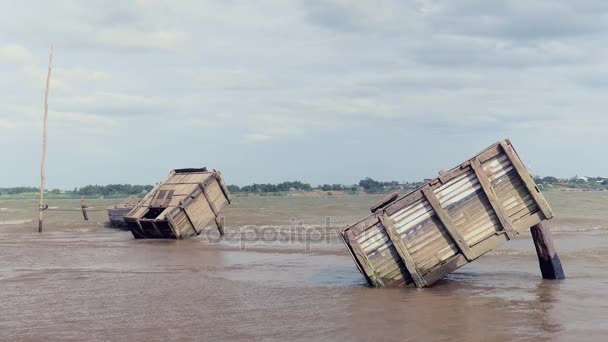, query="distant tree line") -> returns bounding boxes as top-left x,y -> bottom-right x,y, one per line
0,187 -> 40,195
75,184 -> 154,196
0,185 -> 154,196
357,178 -> 401,193
227,178 -> 418,194
227,181 -> 312,193
7,175 -> 605,197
